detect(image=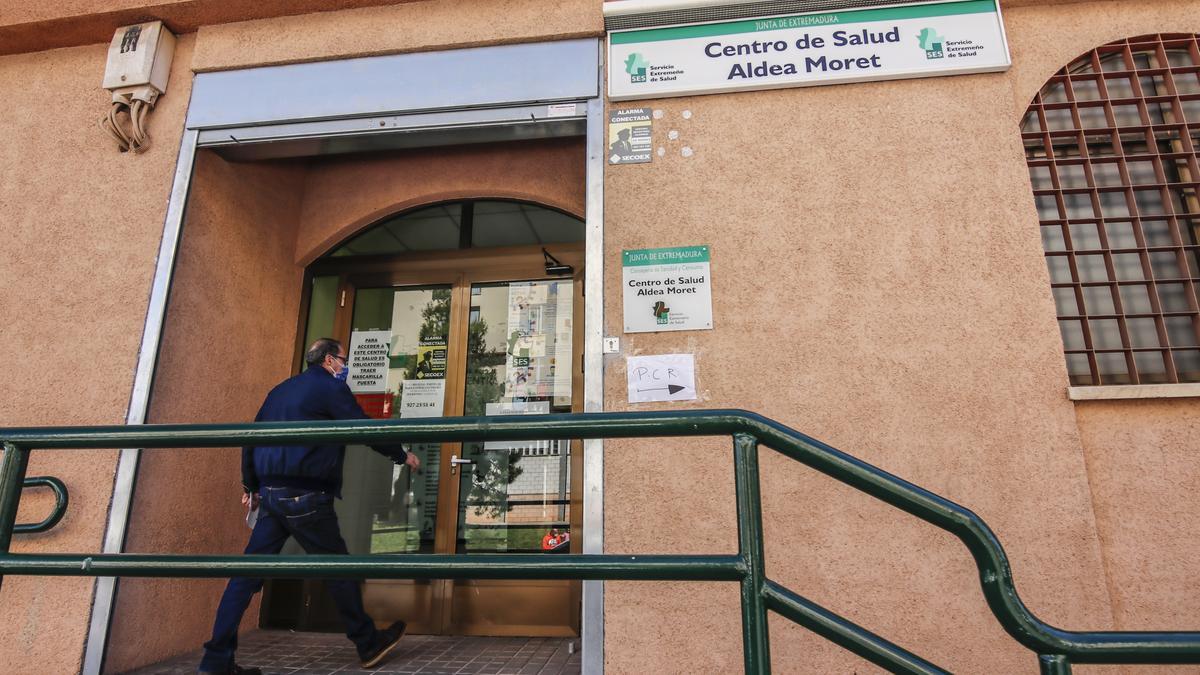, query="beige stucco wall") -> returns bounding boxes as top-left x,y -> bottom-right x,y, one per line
188,0 -> 601,72
100,138 -> 584,671
0,0 -> 405,27
0,0 -> 596,667
1005,0 -> 1200,109
0,35 -> 194,673
1,0 -> 1198,673
600,1 -> 1200,672
104,150 -> 309,673
0,0 -> 1082,60
0,0 -> 419,57
601,77 -> 1111,673
1073,399 -> 1200,636
296,138 -> 587,264
1004,0 -> 1200,648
